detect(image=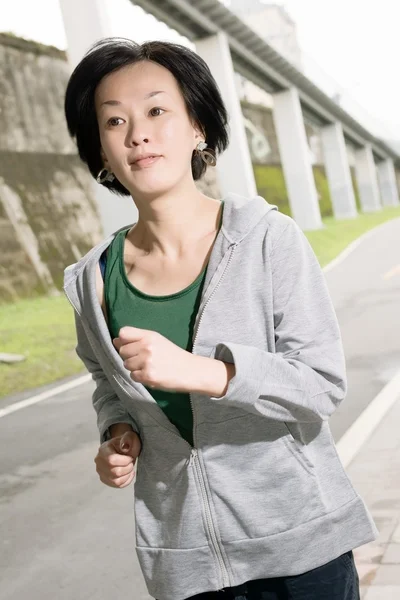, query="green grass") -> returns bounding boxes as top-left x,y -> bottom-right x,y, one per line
1,205 -> 400,399
253,163 -> 363,219
305,206 -> 400,267
0,294 -> 84,399
253,163 -> 335,218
